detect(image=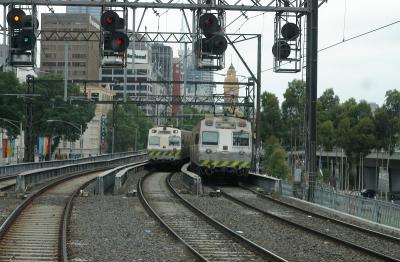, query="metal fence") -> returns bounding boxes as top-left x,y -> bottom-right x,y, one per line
0,151 -> 145,178
281,181 -> 400,229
